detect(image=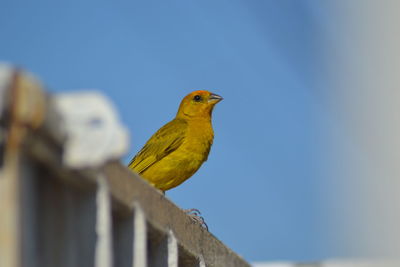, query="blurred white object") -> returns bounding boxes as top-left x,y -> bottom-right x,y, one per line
252,260 -> 400,267
321,0 -> 400,259
54,91 -> 129,169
